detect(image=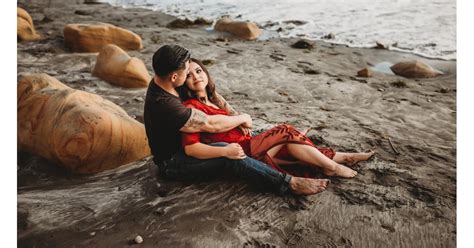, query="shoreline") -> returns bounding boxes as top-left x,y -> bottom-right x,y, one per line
18,1 -> 456,247
106,0 -> 457,62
